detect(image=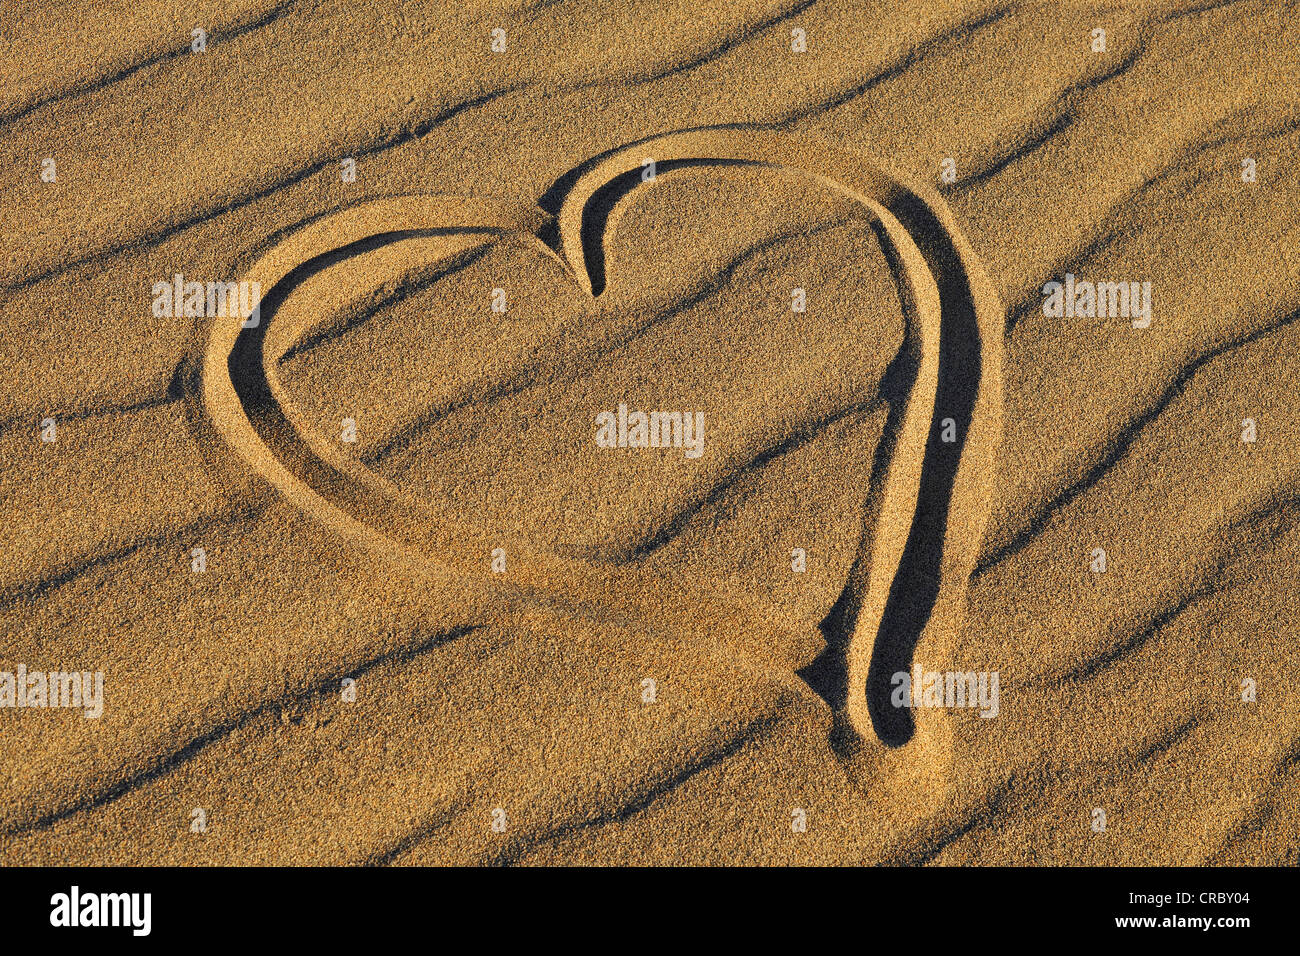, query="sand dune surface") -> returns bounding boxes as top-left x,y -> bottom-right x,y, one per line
1,0 -> 1298,865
